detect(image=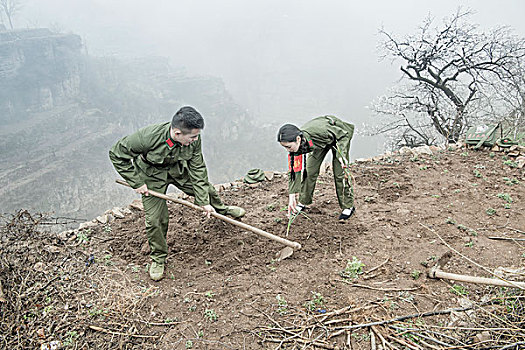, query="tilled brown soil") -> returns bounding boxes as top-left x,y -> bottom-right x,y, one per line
1,147 -> 524,349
